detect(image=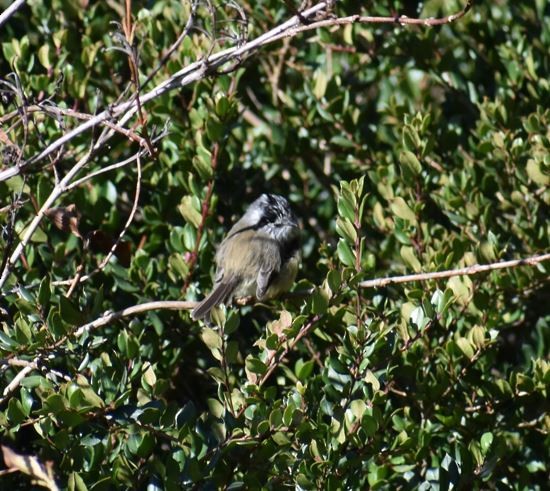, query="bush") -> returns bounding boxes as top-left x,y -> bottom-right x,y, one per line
0,0 -> 548,489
